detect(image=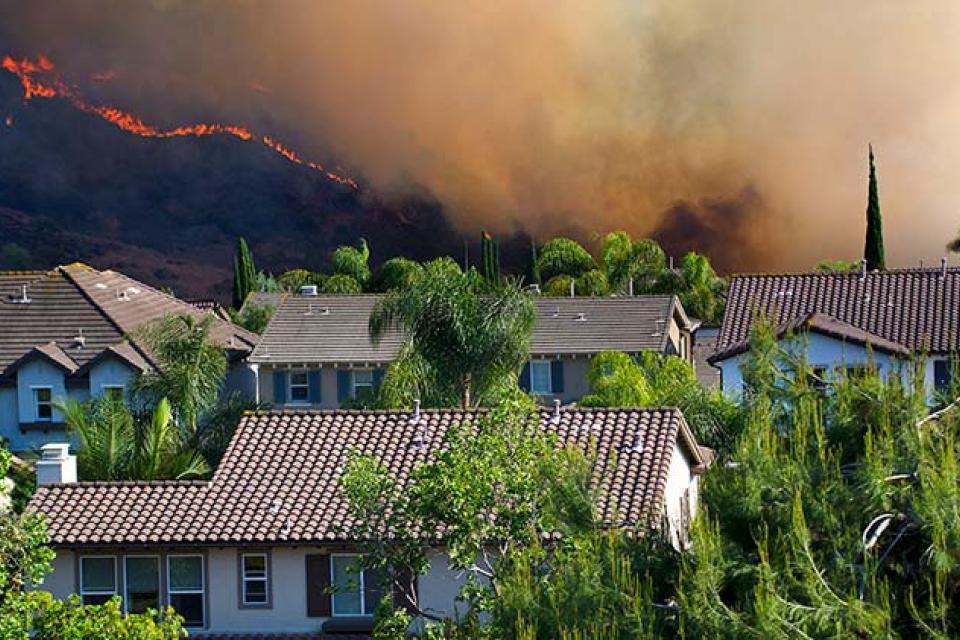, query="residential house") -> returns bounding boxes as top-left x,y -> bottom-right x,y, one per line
709,266 -> 960,402
28,405 -> 707,635
0,264 -> 258,452
246,293 -> 693,408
